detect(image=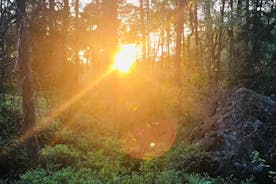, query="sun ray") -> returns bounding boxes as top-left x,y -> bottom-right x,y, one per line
0,67 -> 114,157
